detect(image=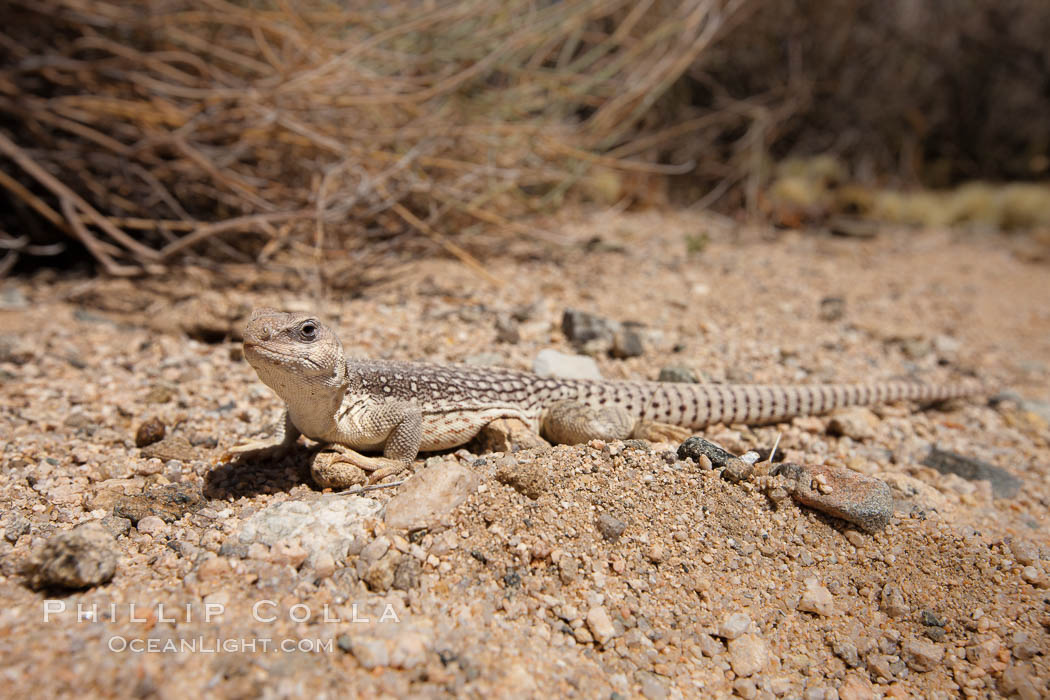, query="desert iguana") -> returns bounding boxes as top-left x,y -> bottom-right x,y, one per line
228,308 -> 984,488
